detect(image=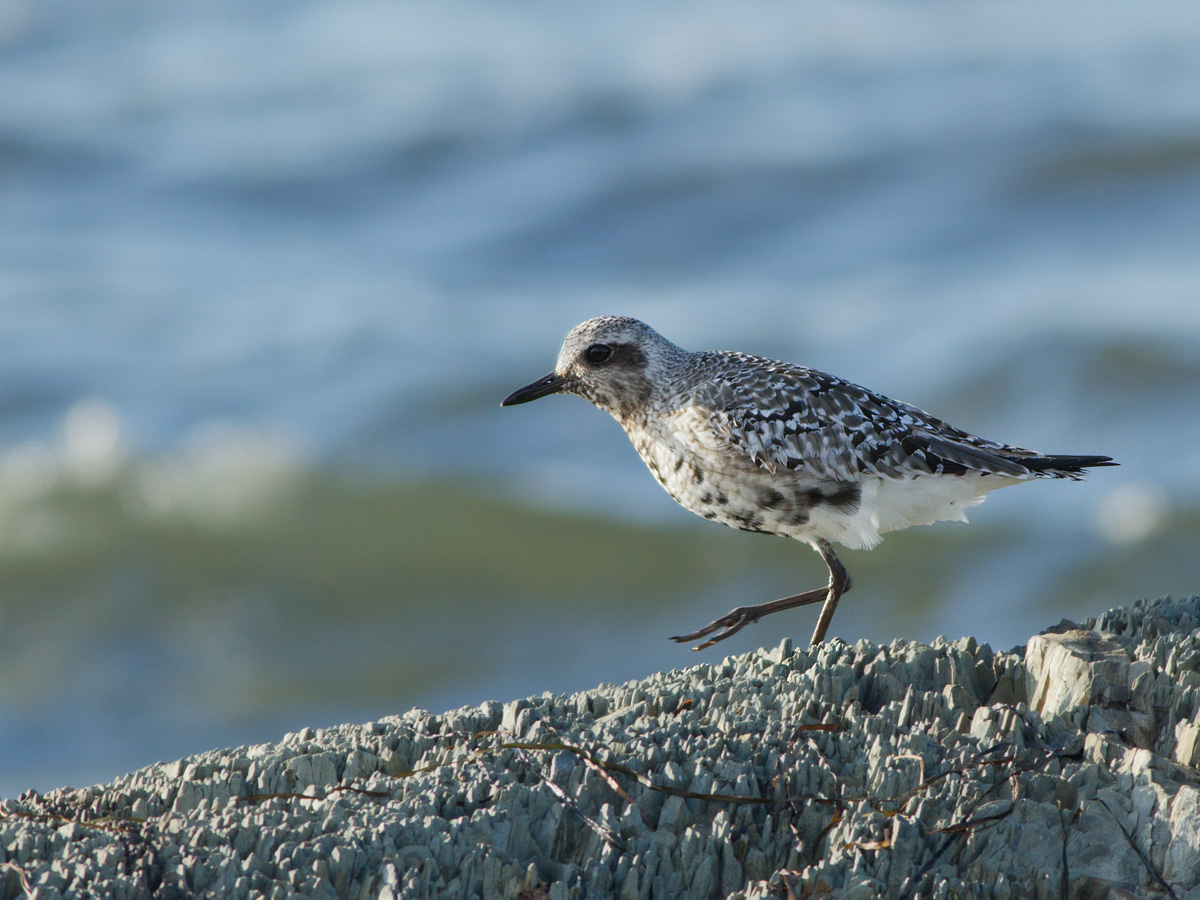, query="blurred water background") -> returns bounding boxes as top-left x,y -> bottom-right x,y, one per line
1,0 -> 1199,797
